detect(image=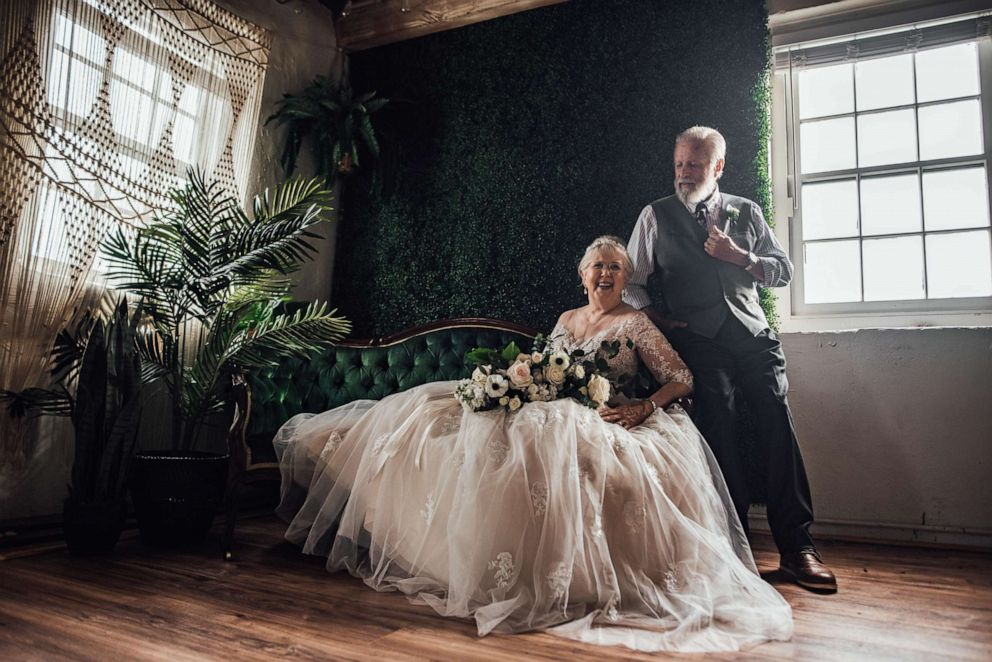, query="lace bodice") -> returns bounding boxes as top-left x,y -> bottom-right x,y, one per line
550,311 -> 694,391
